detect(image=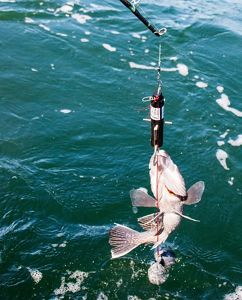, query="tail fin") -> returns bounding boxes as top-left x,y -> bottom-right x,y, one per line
109,224 -> 143,259
130,188 -> 156,207
184,181 -> 205,205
